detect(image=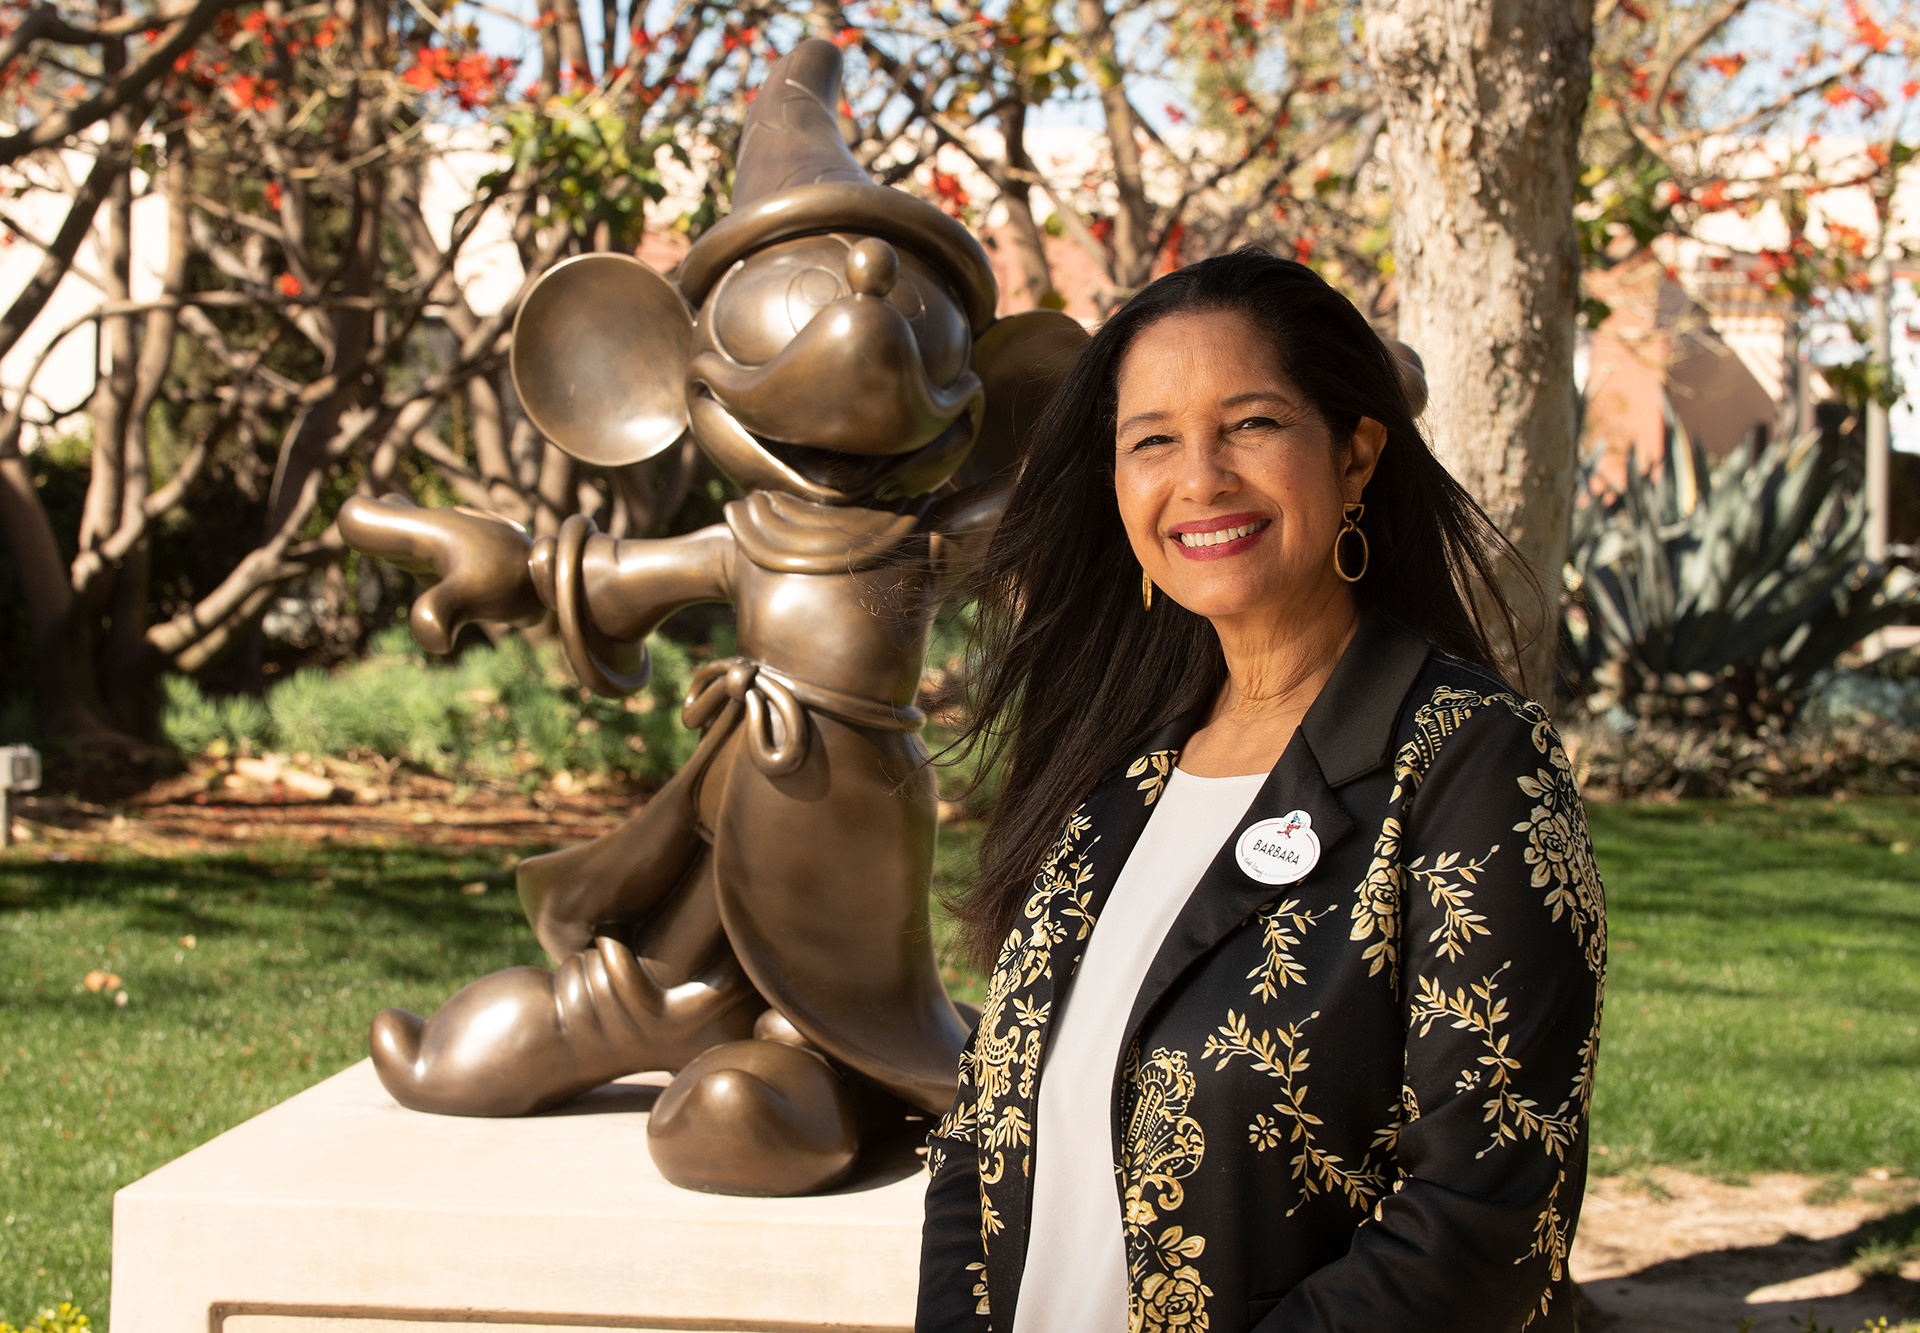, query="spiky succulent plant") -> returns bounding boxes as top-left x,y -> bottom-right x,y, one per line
1562,431 -> 1917,734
